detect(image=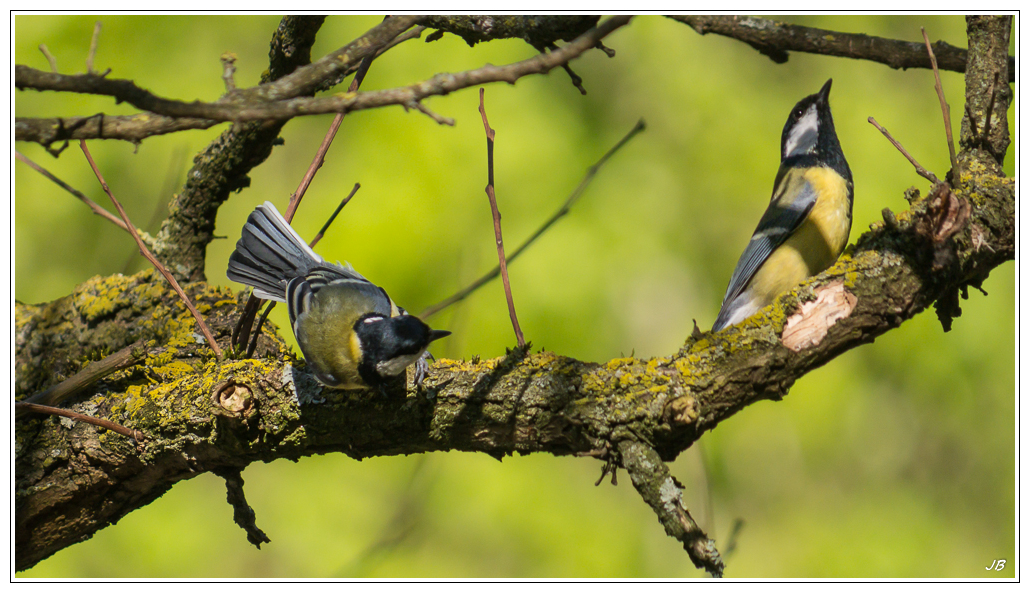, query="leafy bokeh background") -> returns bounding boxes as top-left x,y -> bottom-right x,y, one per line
14,14 -> 1014,578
